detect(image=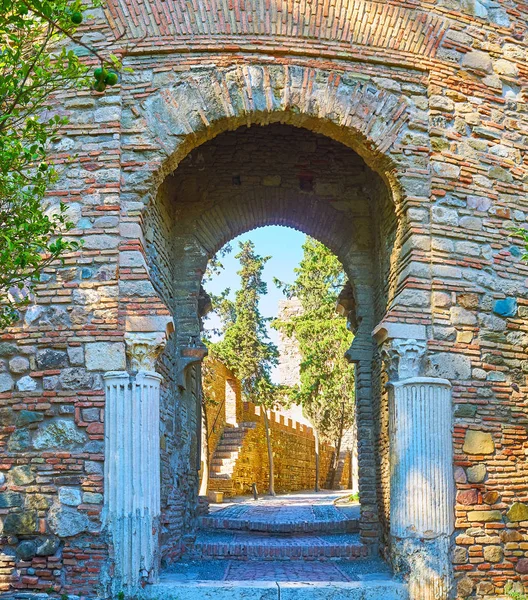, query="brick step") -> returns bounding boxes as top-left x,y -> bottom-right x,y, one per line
215,451 -> 239,458
199,515 -> 359,534
183,531 -> 368,561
